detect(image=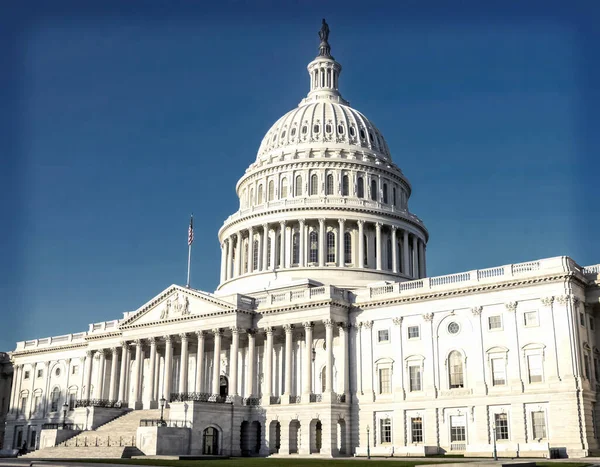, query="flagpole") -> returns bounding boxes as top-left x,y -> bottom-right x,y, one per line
186,214 -> 193,288
186,243 -> 192,288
